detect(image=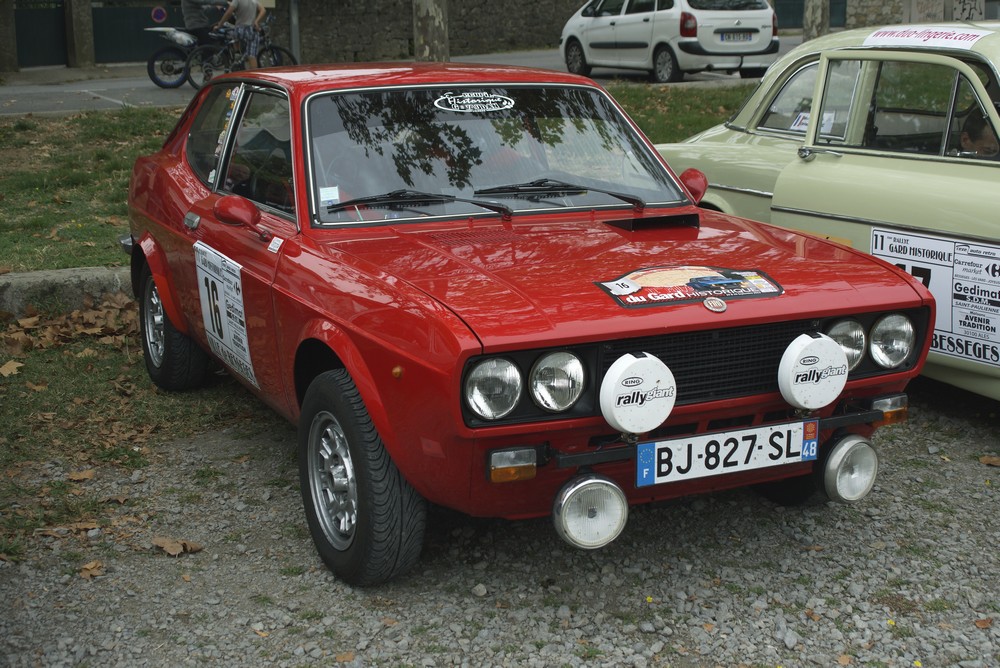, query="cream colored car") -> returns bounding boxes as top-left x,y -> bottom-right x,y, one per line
658,23 -> 1000,401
